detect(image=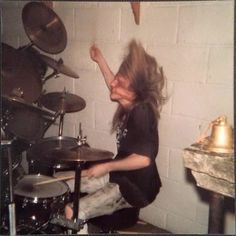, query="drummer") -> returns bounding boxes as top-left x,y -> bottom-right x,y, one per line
55,39 -> 167,232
